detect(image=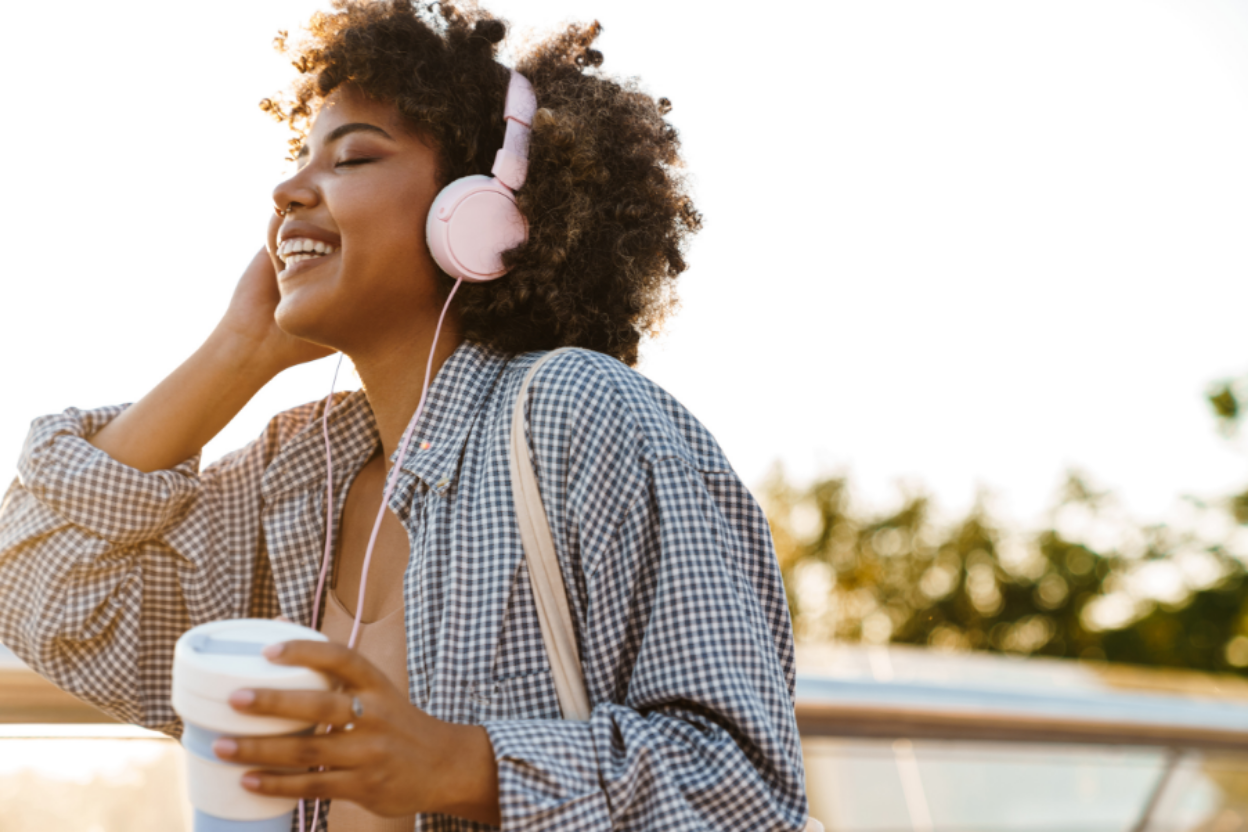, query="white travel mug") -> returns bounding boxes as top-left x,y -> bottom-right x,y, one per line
172,619 -> 332,832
